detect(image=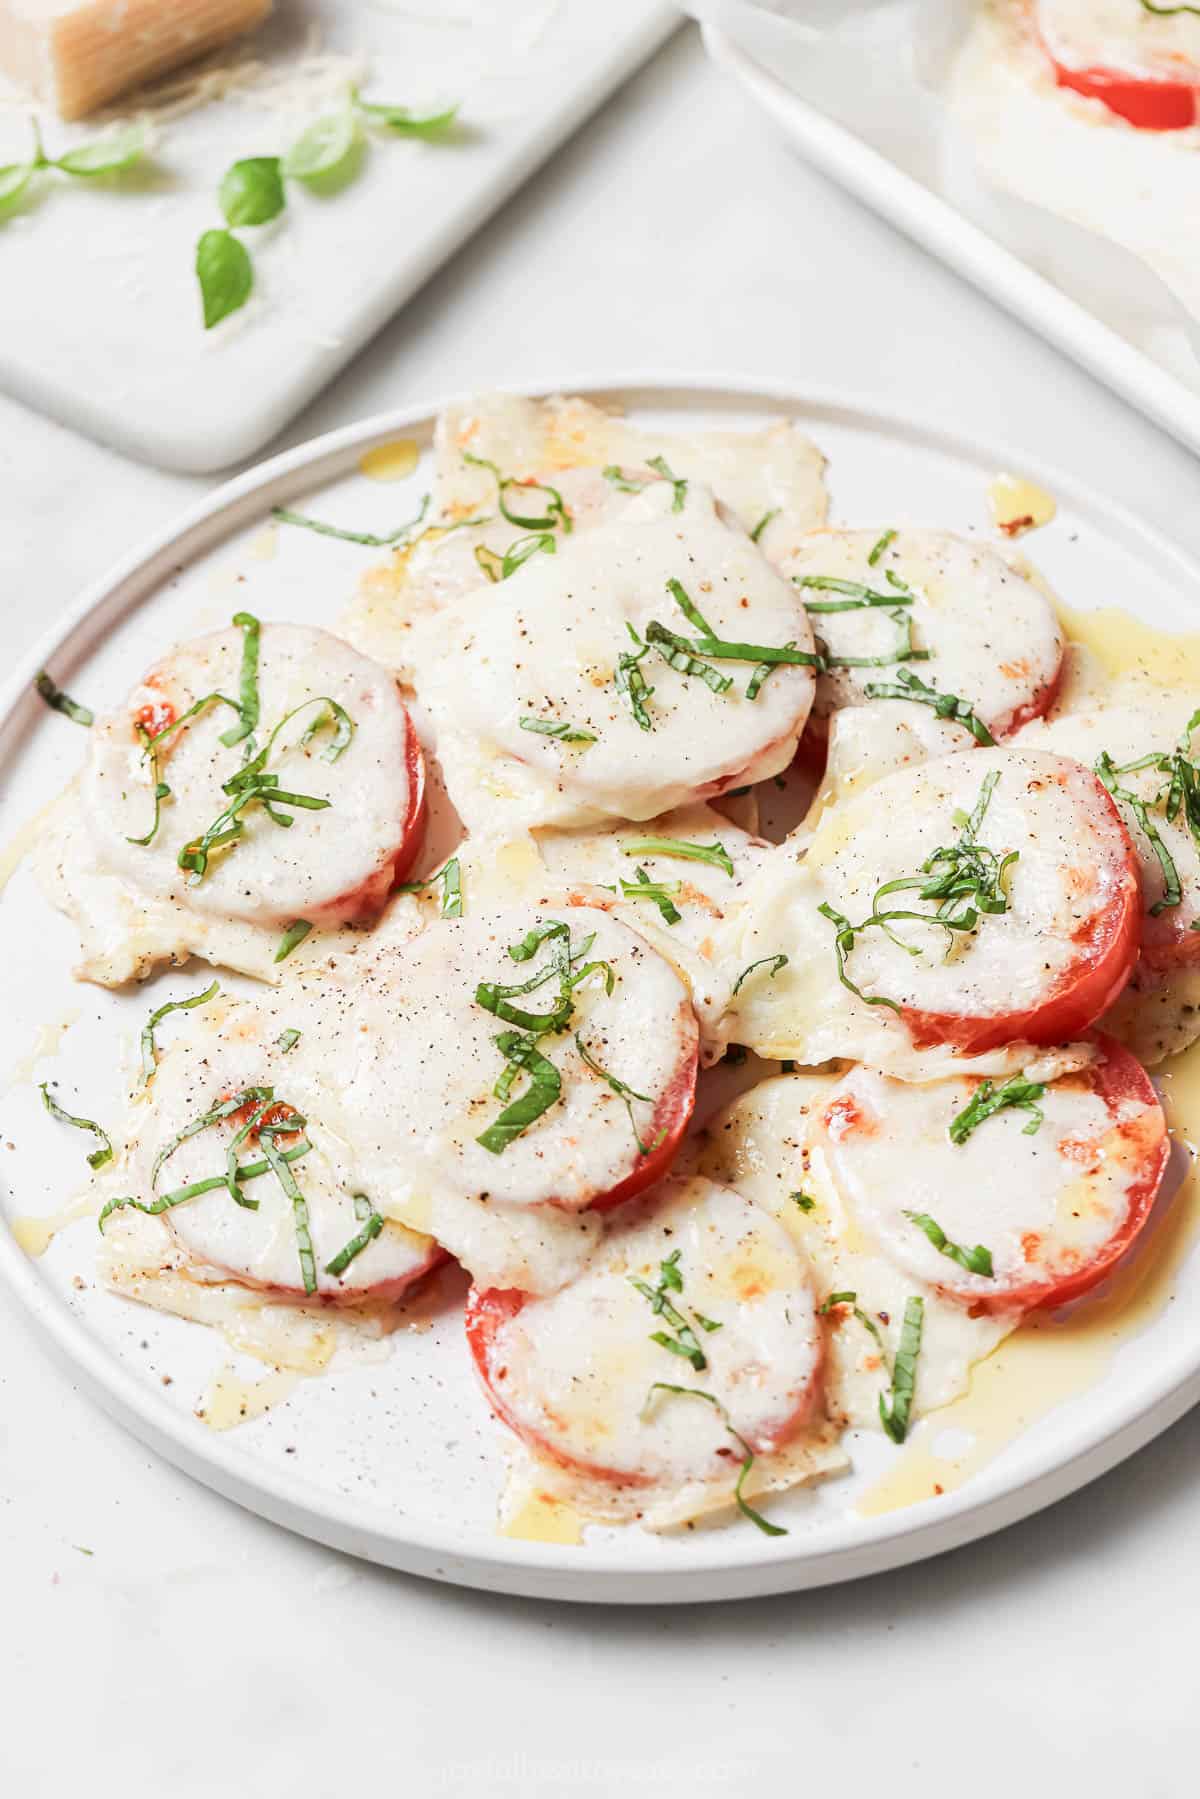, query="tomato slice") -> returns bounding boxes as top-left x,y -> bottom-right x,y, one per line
391,701 -> 428,887
818,1035 -> 1169,1316
466,1177 -> 823,1488
585,1035 -> 699,1212
1050,56 -> 1196,129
